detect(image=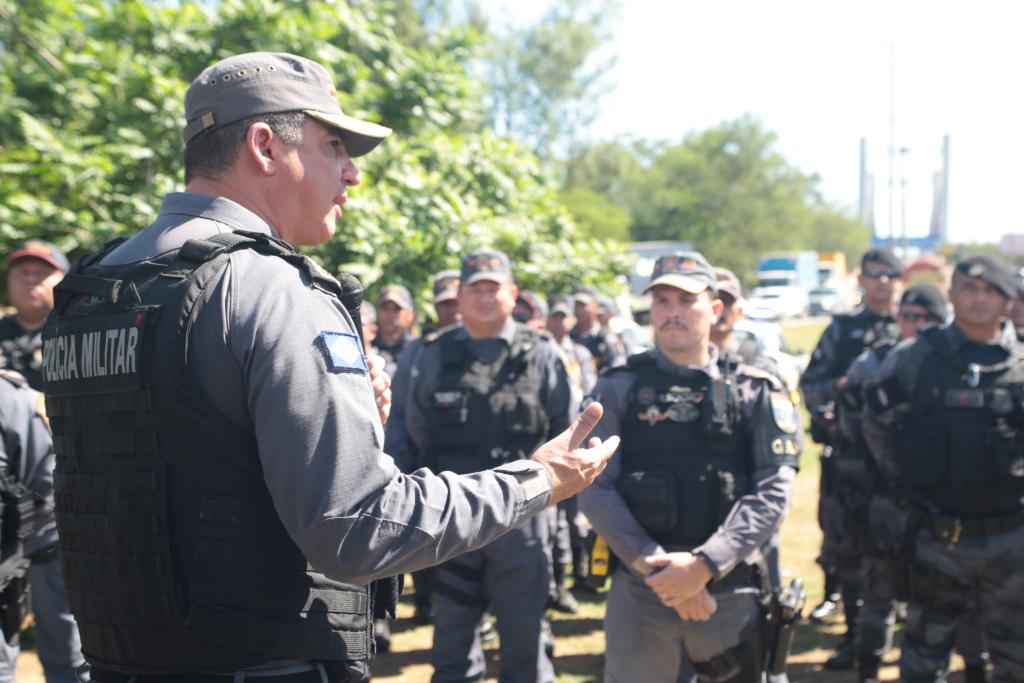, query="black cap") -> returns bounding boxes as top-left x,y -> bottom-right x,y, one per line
7,240 -> 70,272
860,247 -> 902,273
644,251 -> 717,295
461,249 -> 512,285
900,284 -> 947,321
954,254 -> 1016,299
